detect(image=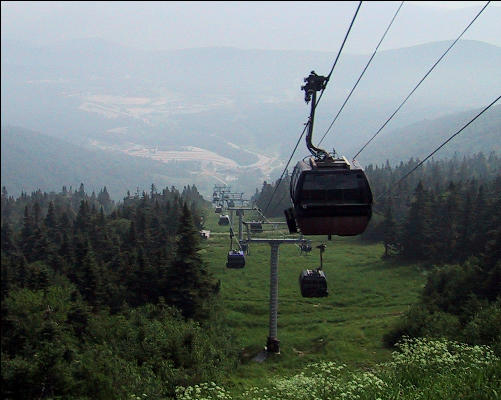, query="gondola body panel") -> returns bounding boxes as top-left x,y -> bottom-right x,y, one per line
296,211 -> 371,236
290,158 -> 372,236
